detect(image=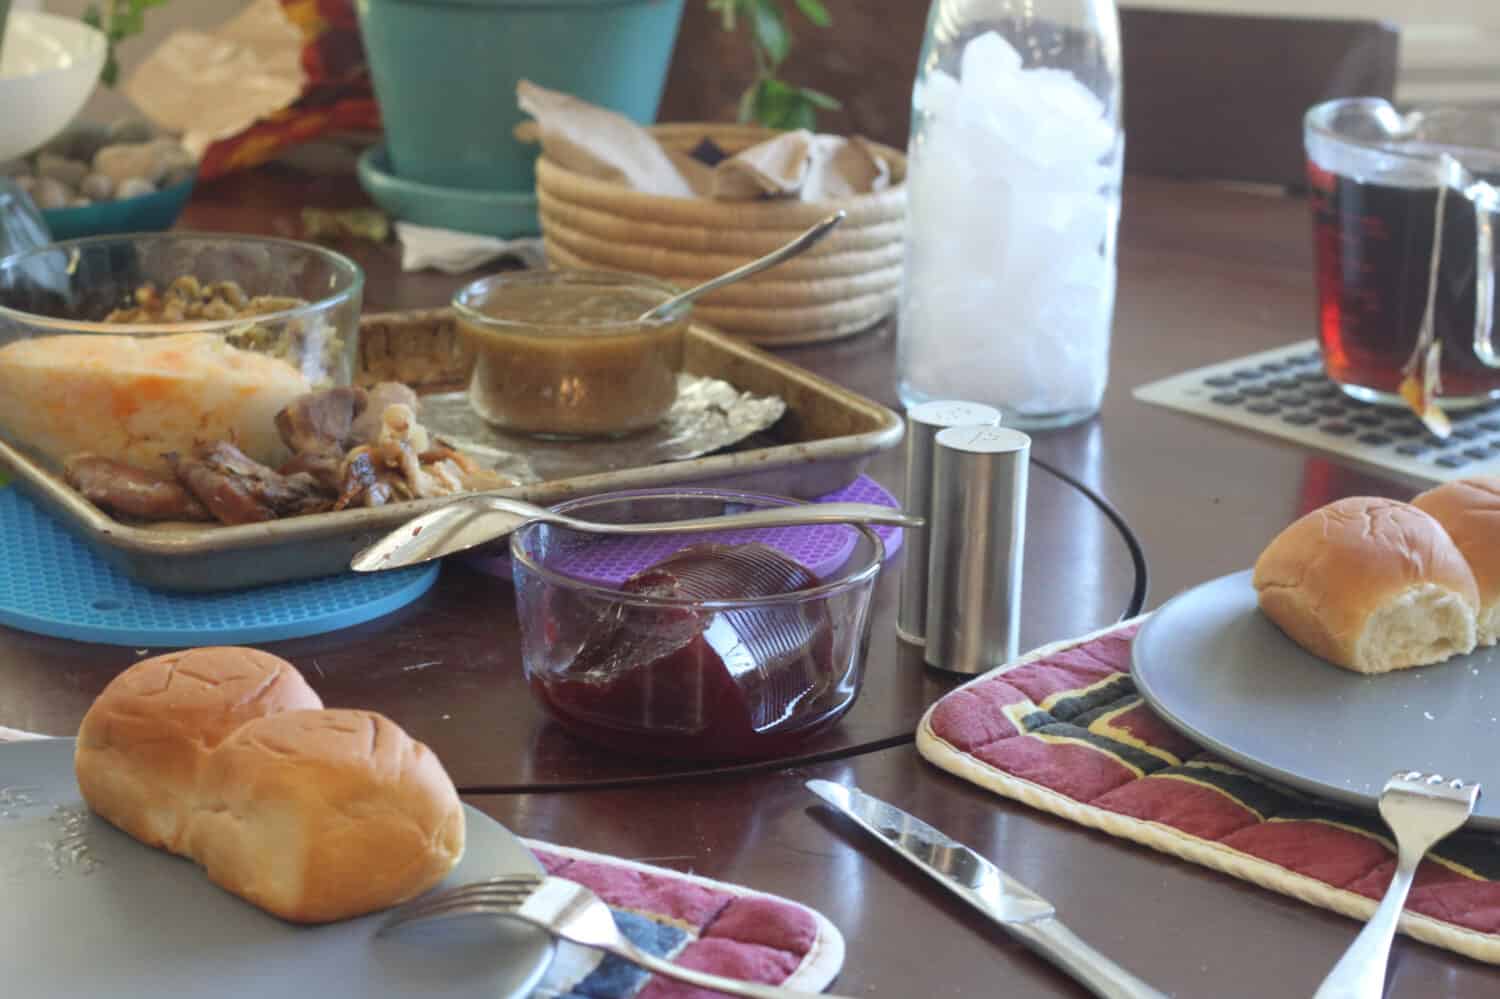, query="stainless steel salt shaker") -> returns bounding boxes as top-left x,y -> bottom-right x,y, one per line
924,425 -> 1030,674
897,401 -> 1002,645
